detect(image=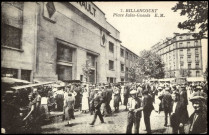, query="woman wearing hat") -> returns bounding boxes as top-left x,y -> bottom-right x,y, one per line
187,94 -> 207,134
